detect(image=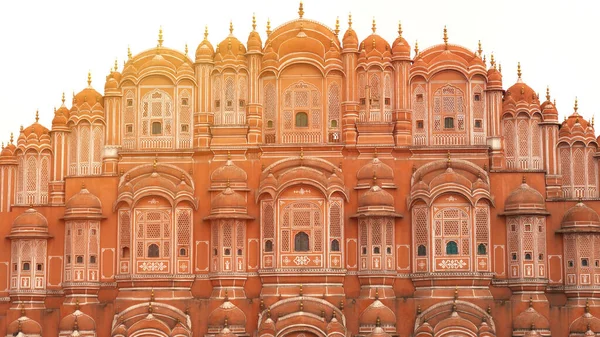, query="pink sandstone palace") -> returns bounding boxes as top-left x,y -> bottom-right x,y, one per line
0,3 -> 598,337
